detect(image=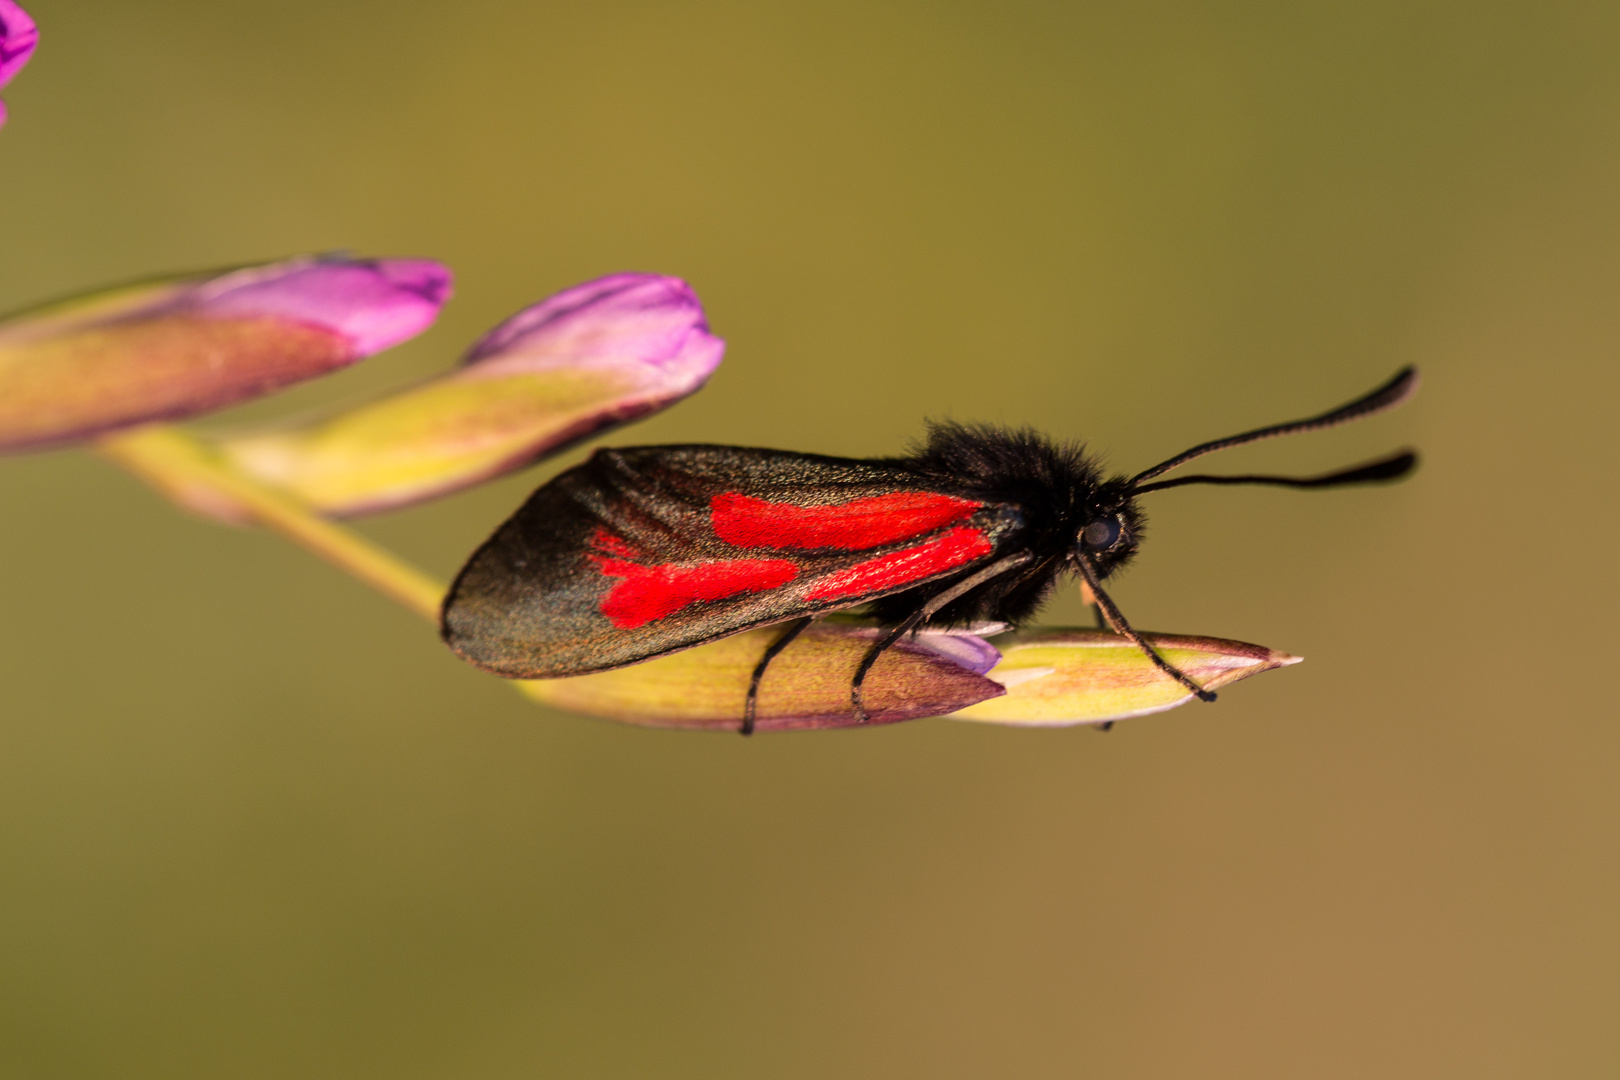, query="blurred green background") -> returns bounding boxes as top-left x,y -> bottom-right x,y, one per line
2,0 -> 1617,1076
